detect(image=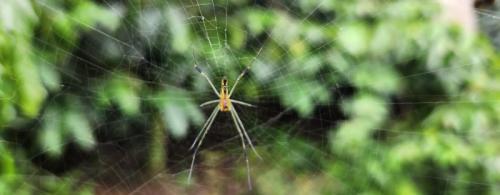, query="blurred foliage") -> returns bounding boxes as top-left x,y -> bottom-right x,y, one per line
0,0 -> 499,194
